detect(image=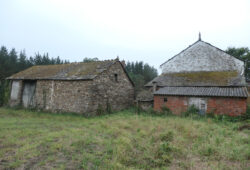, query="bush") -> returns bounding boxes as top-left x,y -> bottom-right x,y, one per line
242,105 -> 250,121
148,107 -> 157,115
182,105 -> 199,117
0,80 -> 10,106
158,106 -> 172,116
